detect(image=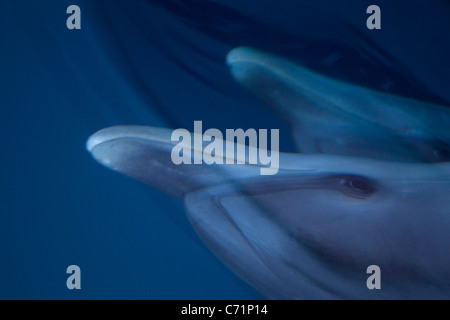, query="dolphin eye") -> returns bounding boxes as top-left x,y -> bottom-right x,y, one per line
338,175 -> 377,198
433,147 -> 450,162
349,178 -> 371,192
